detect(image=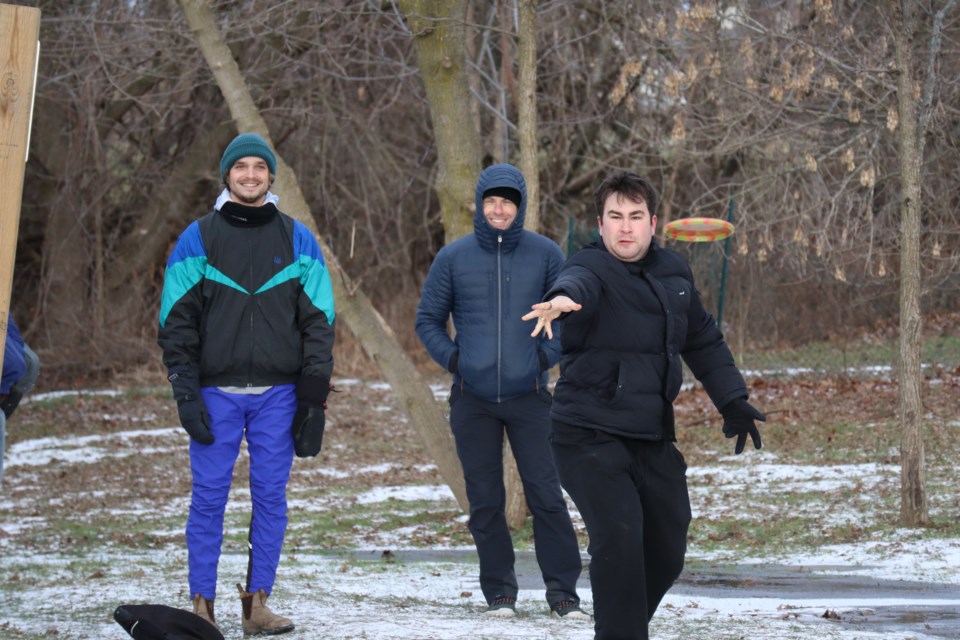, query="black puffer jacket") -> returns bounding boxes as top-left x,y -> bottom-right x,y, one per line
546,240 -> 745,440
